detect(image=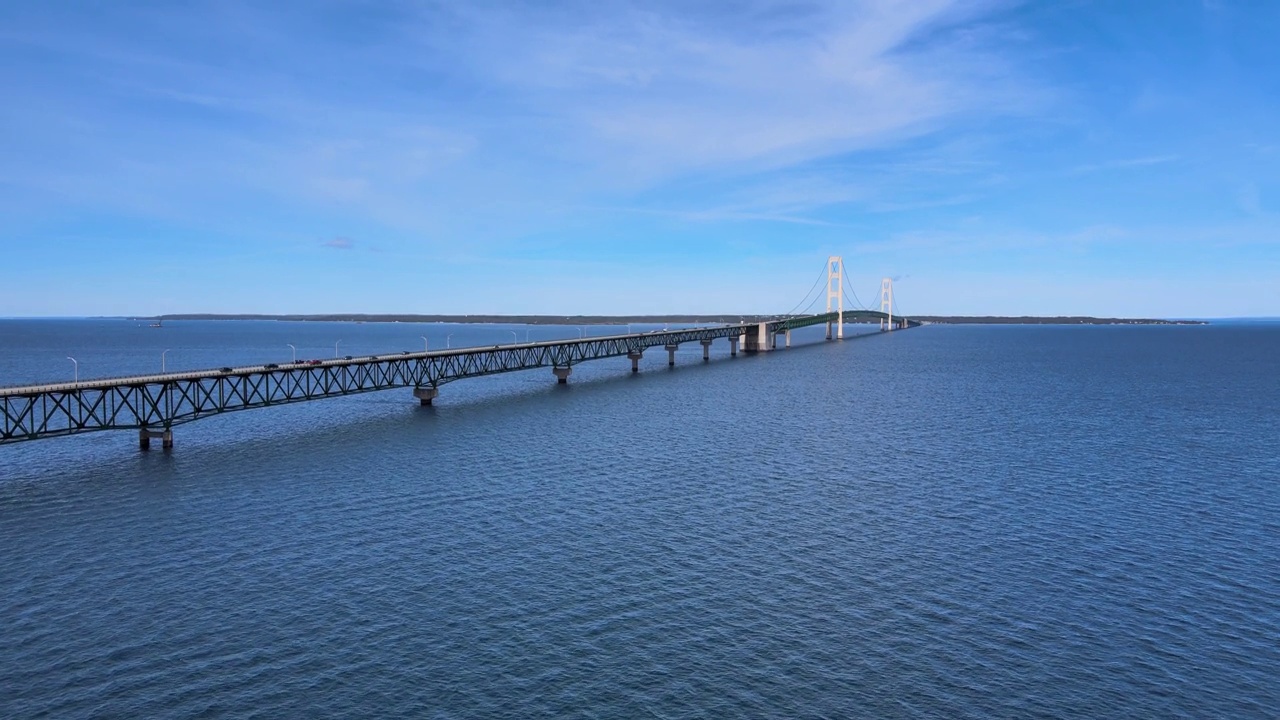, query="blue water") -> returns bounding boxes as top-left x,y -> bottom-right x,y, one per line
2,321 -> 1278,718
